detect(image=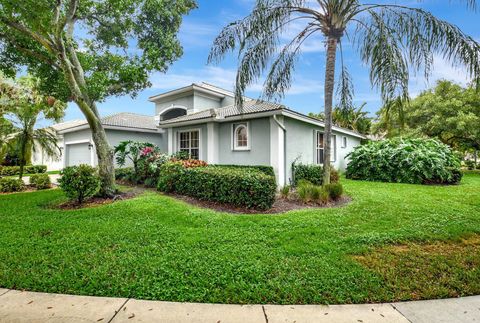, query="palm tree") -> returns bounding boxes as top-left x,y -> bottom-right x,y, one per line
5,107 -> 61,178
0,75 -> 65,178
209,0 -> 480,184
